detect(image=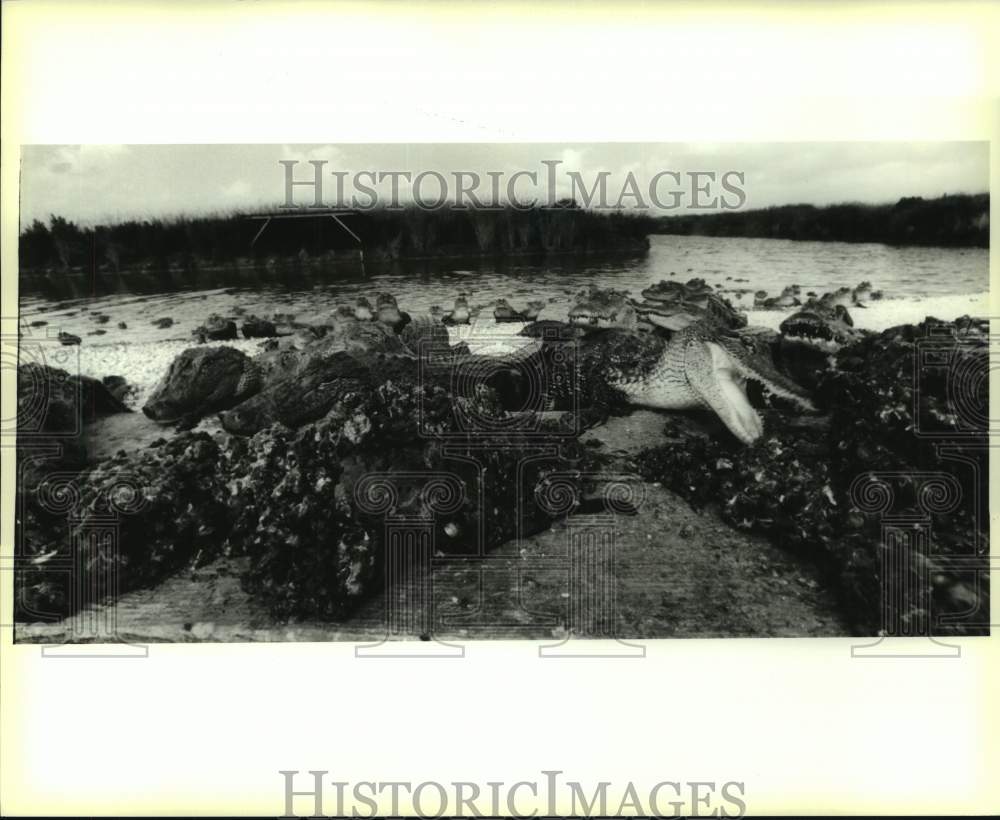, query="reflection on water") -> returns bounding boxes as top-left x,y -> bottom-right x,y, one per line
19,235 -> 990,349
